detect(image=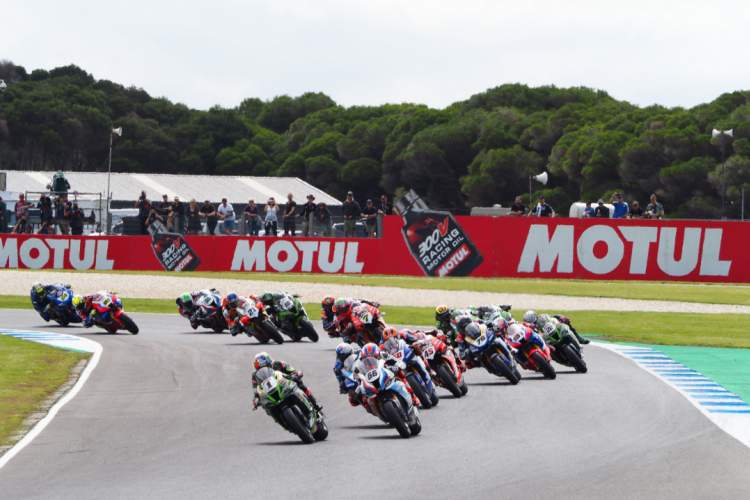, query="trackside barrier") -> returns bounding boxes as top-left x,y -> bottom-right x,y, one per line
0,217 -> 746,283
